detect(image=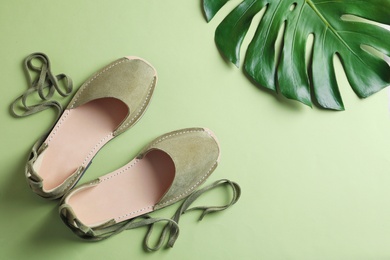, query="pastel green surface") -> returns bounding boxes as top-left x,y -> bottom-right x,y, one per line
1,0 -> 390,259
